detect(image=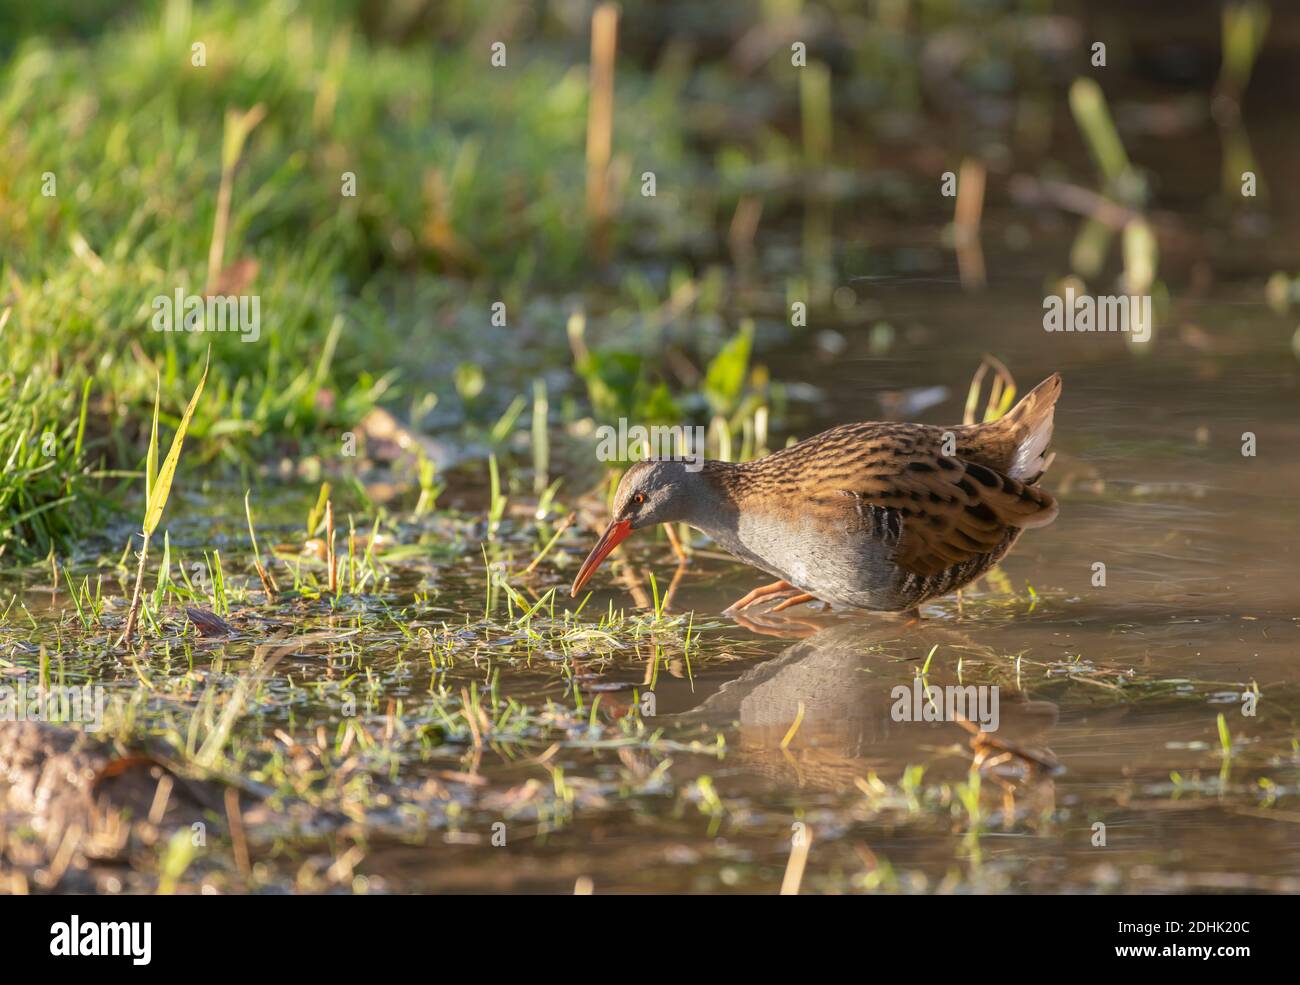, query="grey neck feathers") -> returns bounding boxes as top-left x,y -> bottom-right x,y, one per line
670,460 -> 742,537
